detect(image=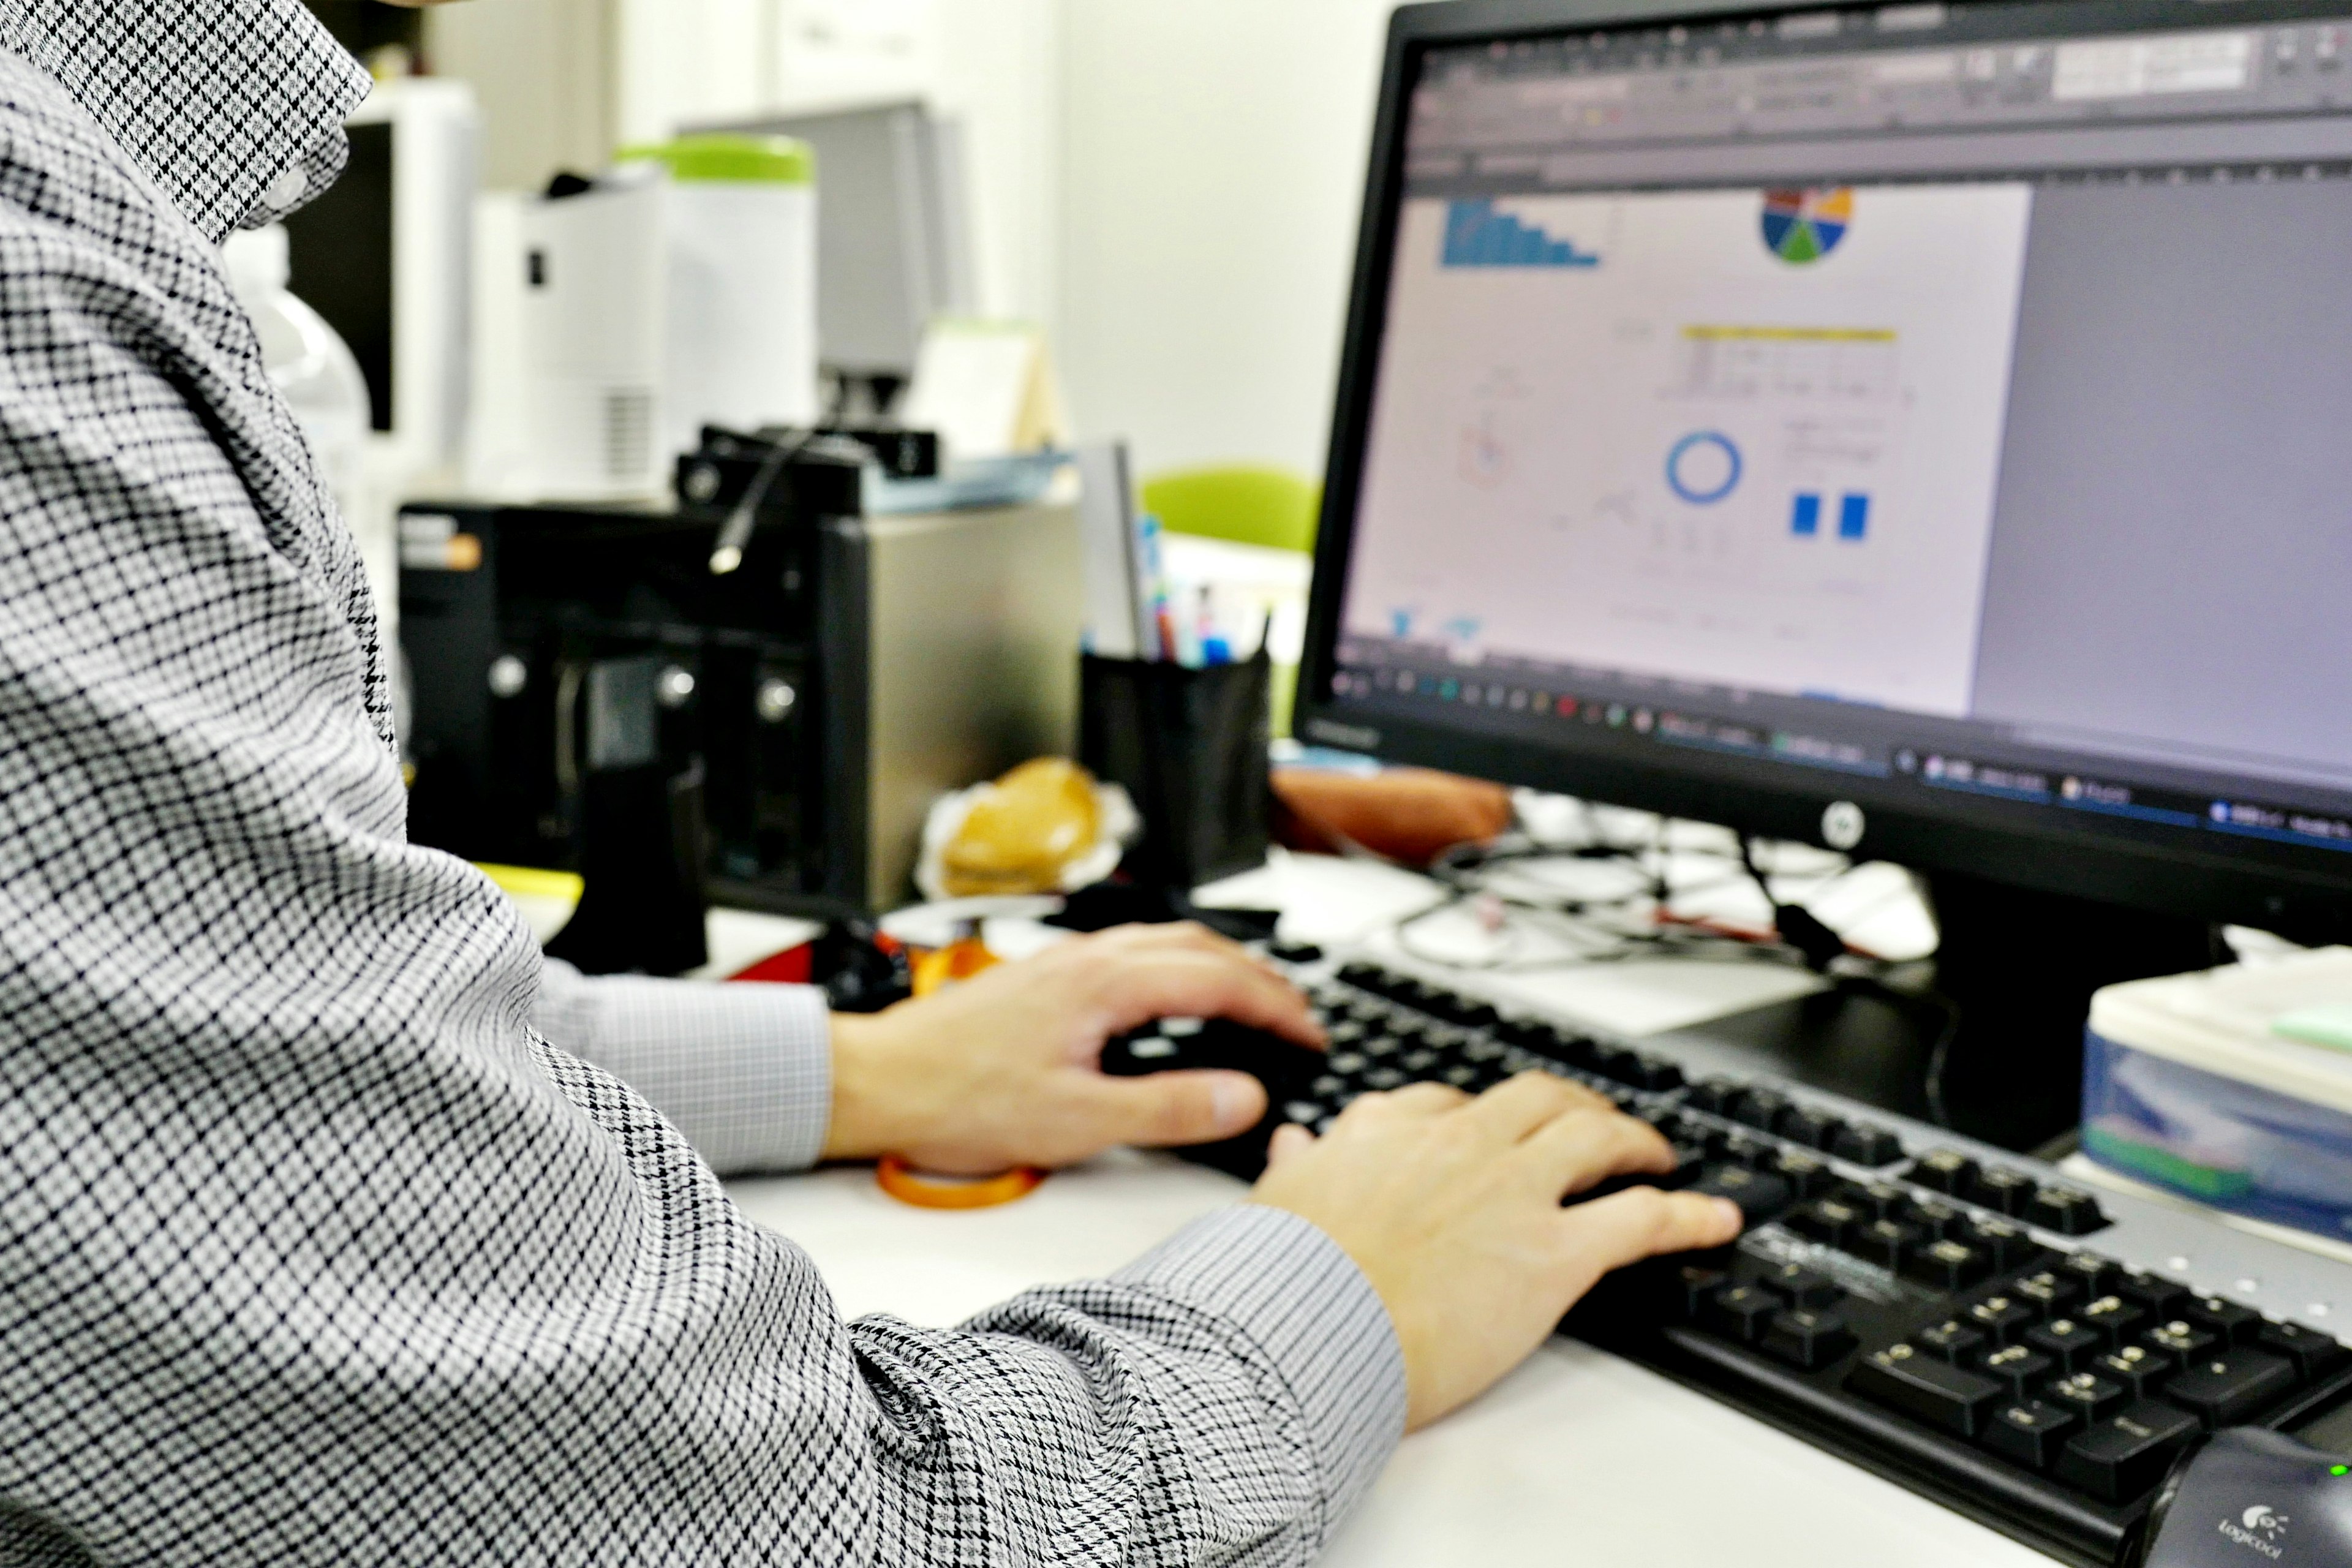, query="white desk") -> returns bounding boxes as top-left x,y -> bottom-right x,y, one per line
731,1152 -> 2046,1566
699,845 -> 2051,1564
